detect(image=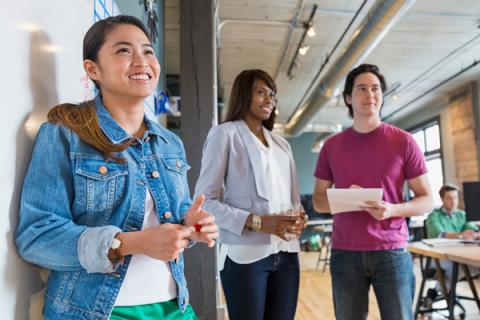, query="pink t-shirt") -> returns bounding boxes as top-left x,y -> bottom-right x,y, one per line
314,123 -> 427,251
